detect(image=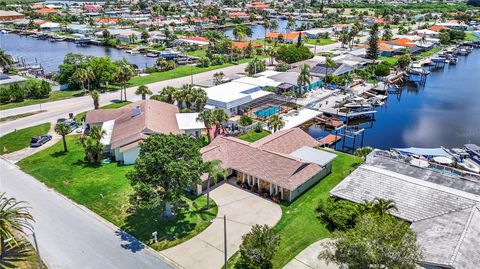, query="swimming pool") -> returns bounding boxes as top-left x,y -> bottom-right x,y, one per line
255,106 -> 281,117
